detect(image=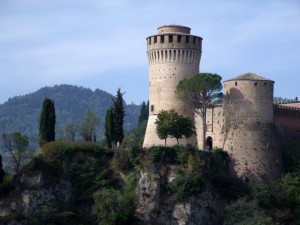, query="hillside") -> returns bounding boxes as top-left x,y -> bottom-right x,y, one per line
0,85 -> 140,145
